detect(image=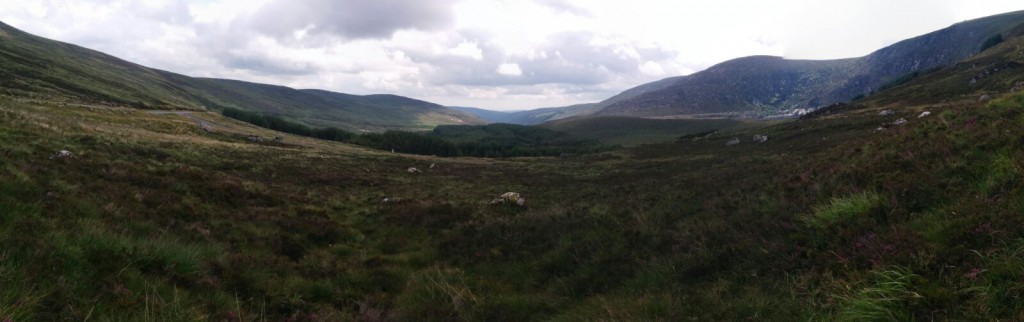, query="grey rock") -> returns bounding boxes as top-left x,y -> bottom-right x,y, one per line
51,149 -> 75,160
